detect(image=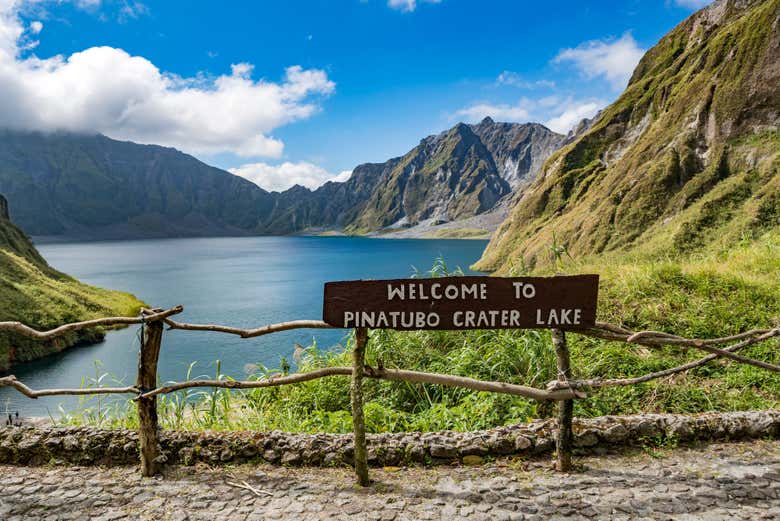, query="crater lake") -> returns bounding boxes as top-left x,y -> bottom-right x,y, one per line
0,236 -> 488,417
